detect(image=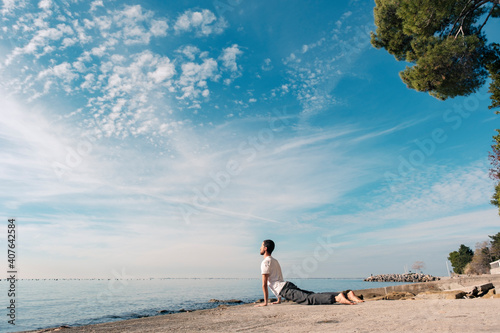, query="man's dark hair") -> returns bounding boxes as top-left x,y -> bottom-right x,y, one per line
263,239 -> 275,254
